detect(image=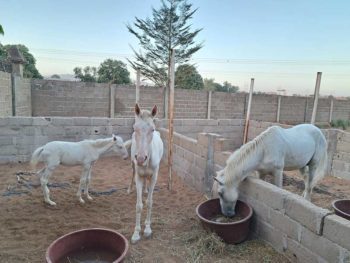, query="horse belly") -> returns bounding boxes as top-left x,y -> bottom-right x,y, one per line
137,166 -> 153,177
